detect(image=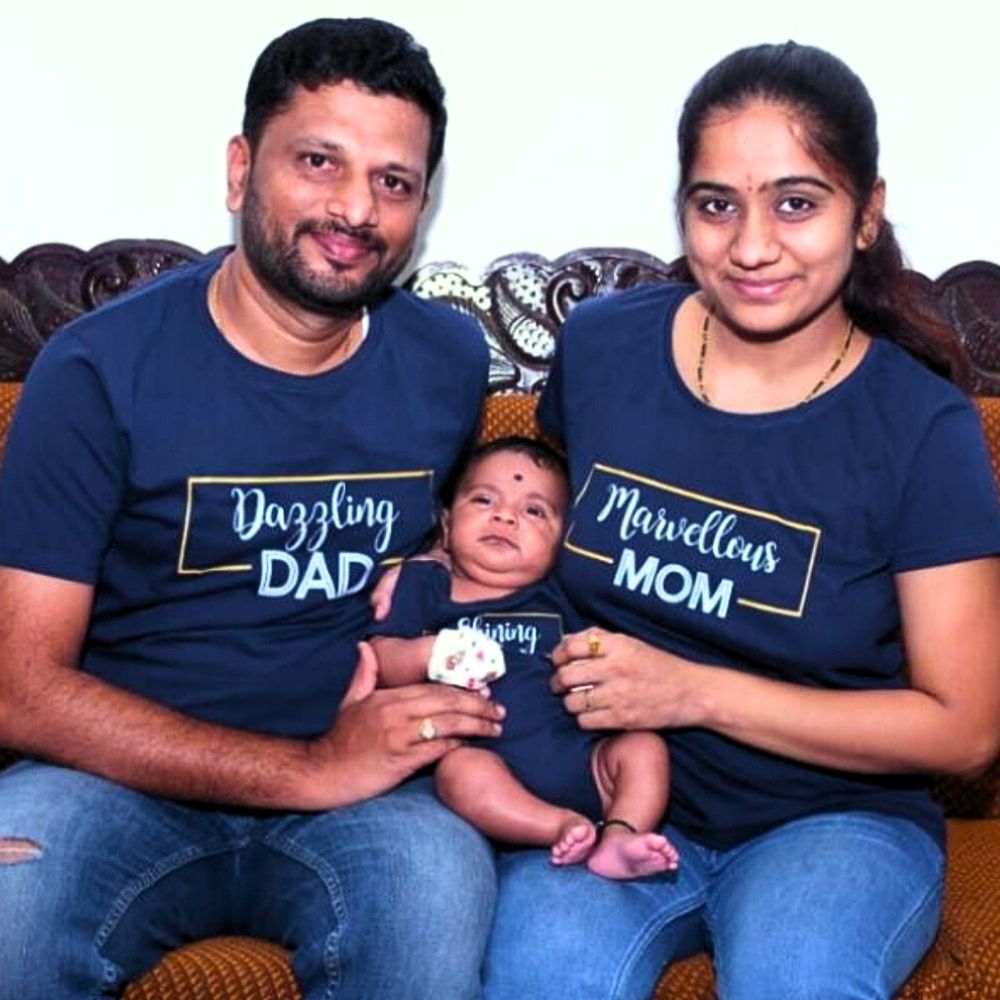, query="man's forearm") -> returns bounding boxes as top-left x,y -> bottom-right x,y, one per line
0,662 -> 322,809
0,567 -> 332,809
